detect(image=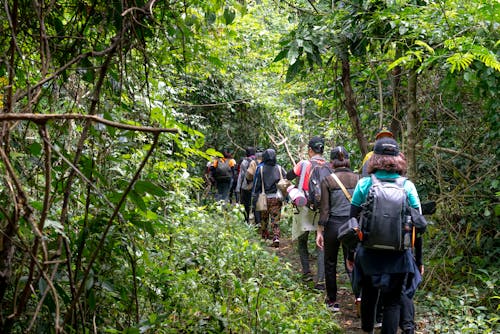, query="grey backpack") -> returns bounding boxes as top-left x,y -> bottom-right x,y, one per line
360,175 -> 412,251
